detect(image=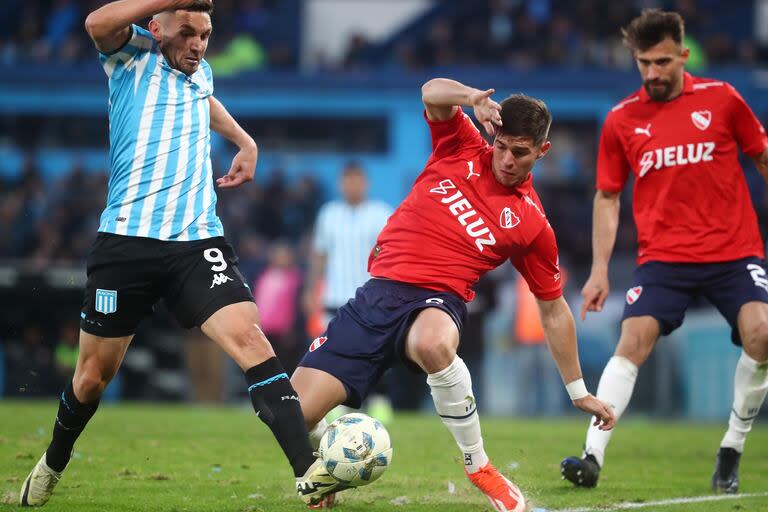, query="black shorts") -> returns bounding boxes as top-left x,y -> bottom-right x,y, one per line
80,233 -> 253,338
298,278 -> 467,408
621,256 -> 768,345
